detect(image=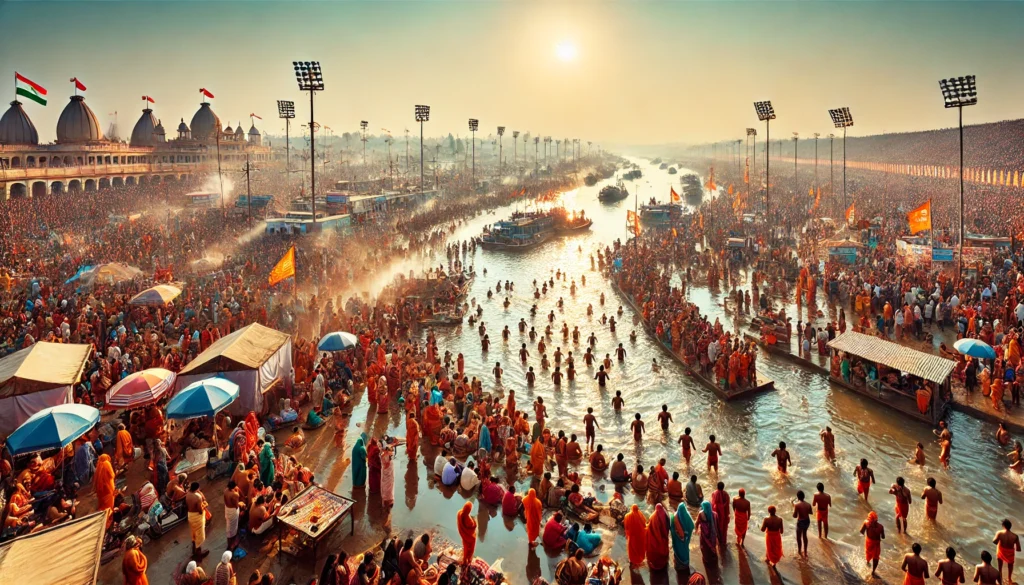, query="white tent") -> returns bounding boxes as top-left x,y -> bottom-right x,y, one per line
174,323 -> 293,416
0,342 -> 91,435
